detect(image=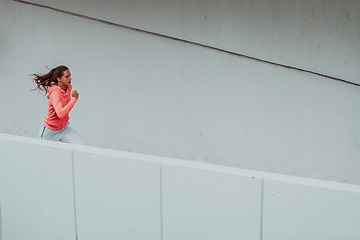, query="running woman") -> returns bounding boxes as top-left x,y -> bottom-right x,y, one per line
32,65 -> 85,144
